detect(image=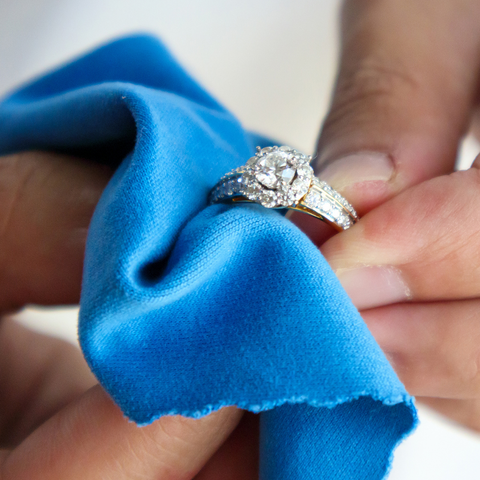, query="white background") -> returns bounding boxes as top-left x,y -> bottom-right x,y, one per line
1,0 -> 479,477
